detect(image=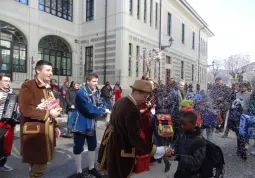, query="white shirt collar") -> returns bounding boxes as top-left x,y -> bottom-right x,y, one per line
128,94 -> 137,105
38,78 -> 50,88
